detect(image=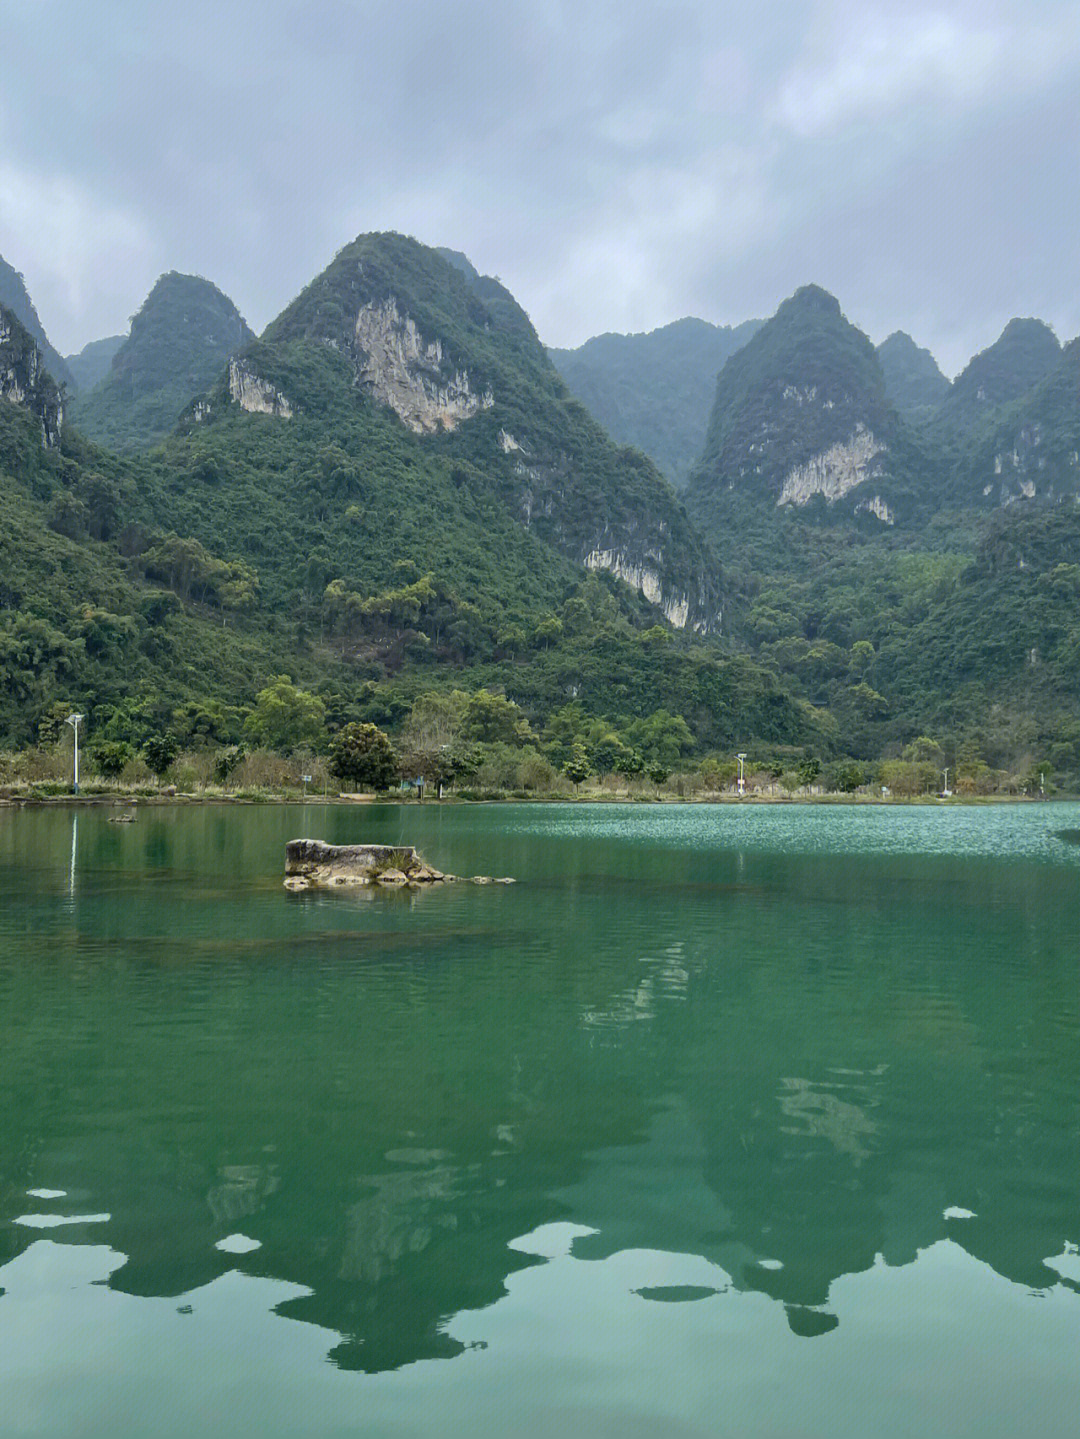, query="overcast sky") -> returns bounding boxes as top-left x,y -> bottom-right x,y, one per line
1,0 -> 1077,374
